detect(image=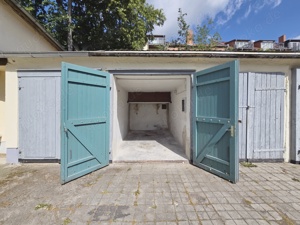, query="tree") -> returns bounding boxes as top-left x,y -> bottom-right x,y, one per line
67,0 -> 72,51
195,17 -> 222,49
18,0 -> 165,50
177,8 -> 189,45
